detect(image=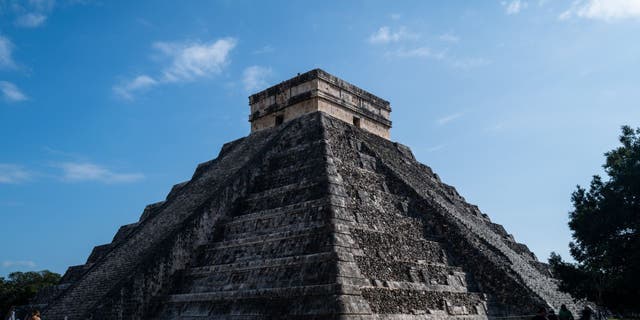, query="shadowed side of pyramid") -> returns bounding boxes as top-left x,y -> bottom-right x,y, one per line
41,113 -> 364,319
151,113 -> 372,319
